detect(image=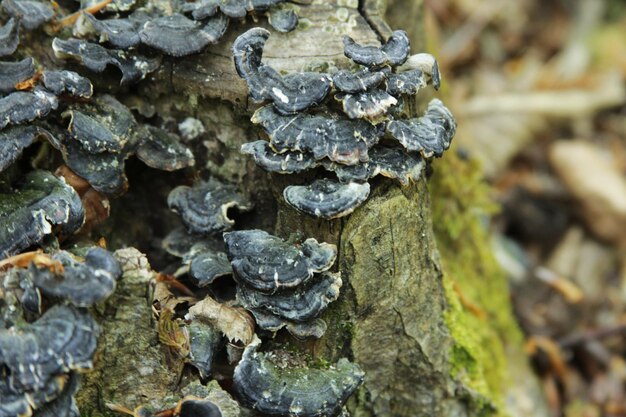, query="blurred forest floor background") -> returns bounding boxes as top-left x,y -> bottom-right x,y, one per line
426,0 -> 626,416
